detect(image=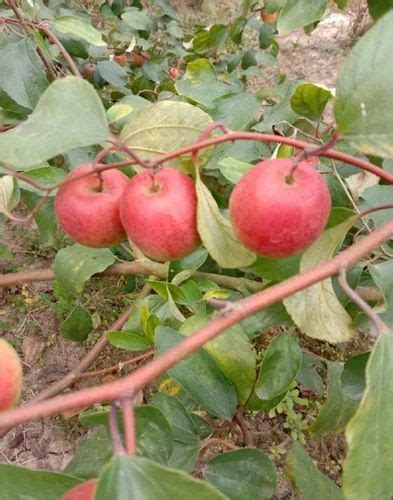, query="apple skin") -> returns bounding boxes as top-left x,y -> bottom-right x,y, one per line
120,168 -> 200,262
0,339 -> 23,411
61,479 -> 97,500
229,158 -> 331,258
55,164 -> 129,248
